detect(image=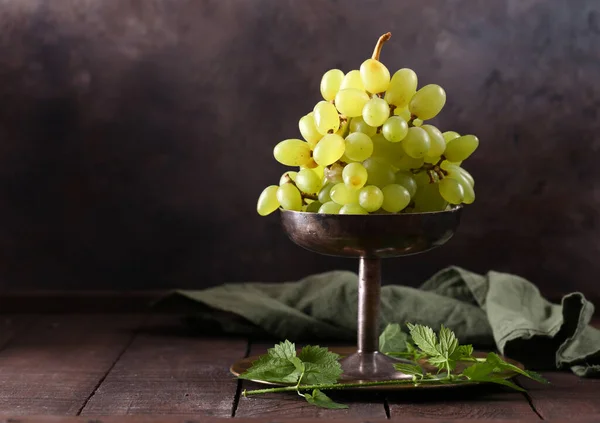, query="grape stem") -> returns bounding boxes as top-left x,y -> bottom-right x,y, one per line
371,32 -> 392,61
282,176 -> 318,202
413,156 -> 448,183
